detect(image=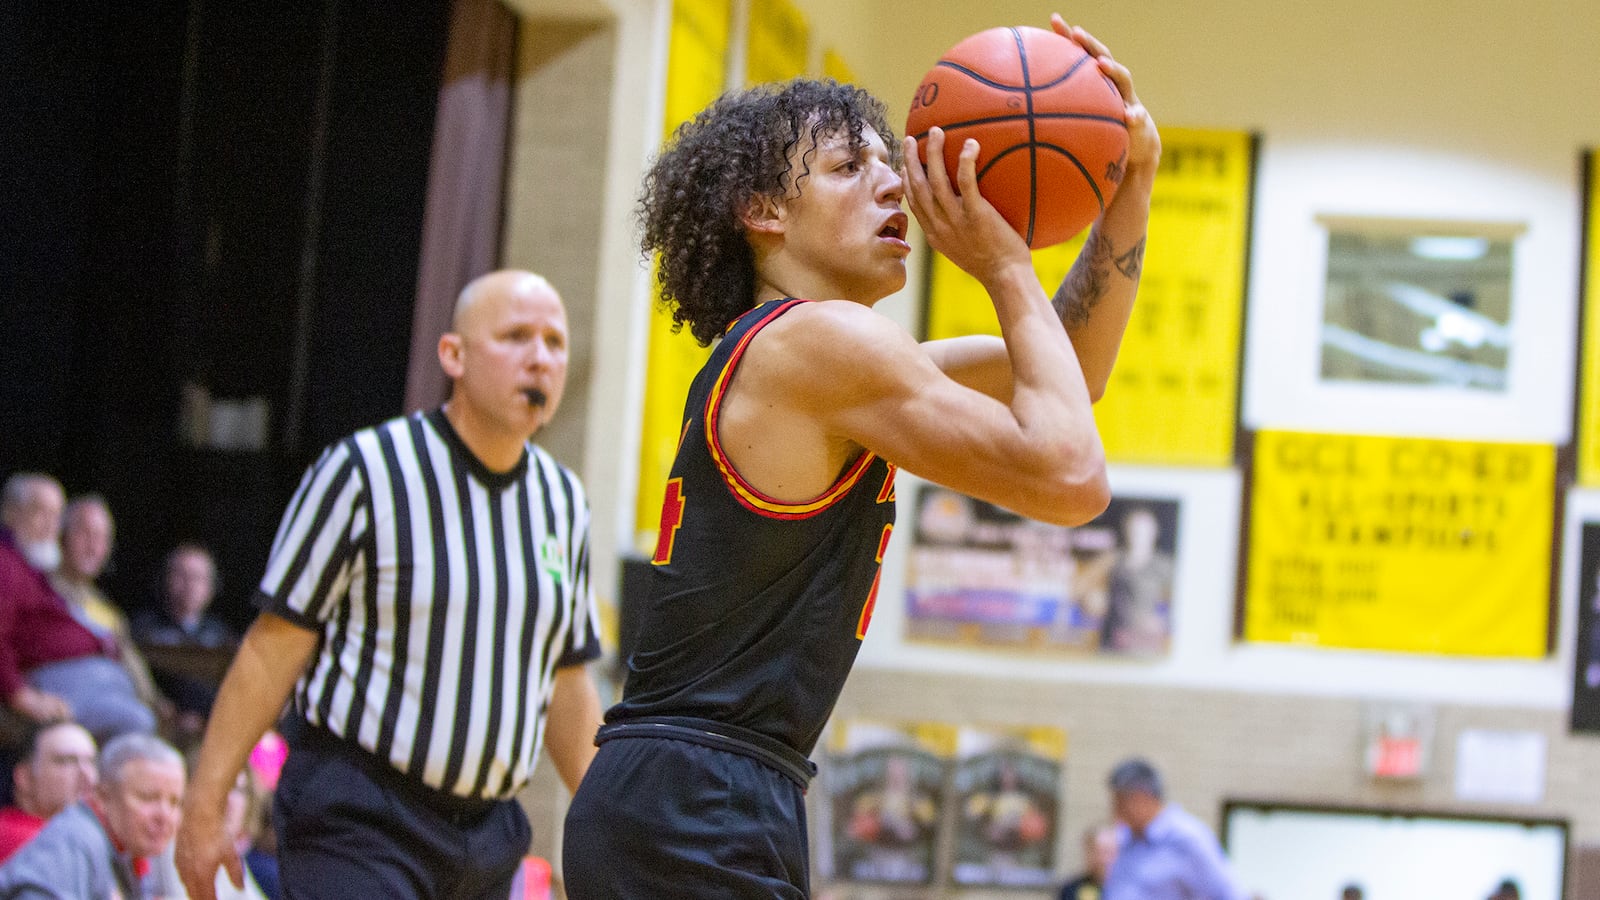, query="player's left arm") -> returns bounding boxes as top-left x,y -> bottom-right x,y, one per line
543,663 -> 603,793
924,18 -> 1159,404
1050,16 -> 1160,401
